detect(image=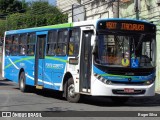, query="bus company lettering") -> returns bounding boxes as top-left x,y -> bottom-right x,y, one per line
45,63 -> 64,69
19,63 -> 25,67
121,23 -> 144,31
